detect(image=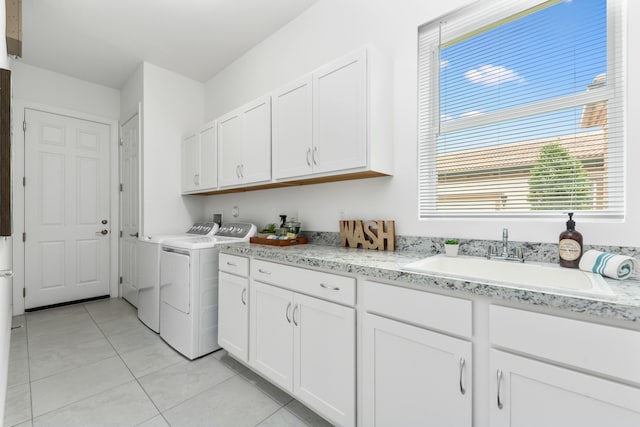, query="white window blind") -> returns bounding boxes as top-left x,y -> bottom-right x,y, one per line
418,0 -> 625,219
